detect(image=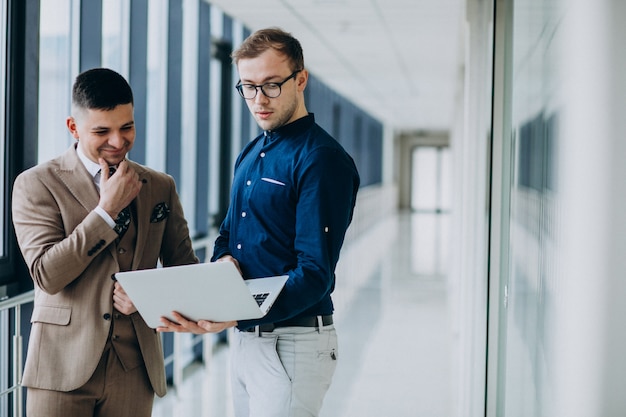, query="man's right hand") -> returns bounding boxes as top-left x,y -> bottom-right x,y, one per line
98,158 -> 142,218
216,254 -> 243,276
